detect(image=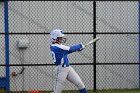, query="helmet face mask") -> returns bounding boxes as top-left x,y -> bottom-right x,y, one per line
50,29 -> 66,44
